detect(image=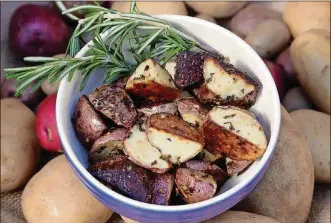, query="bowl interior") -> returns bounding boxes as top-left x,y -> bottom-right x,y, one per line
56,15 -> 280,216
